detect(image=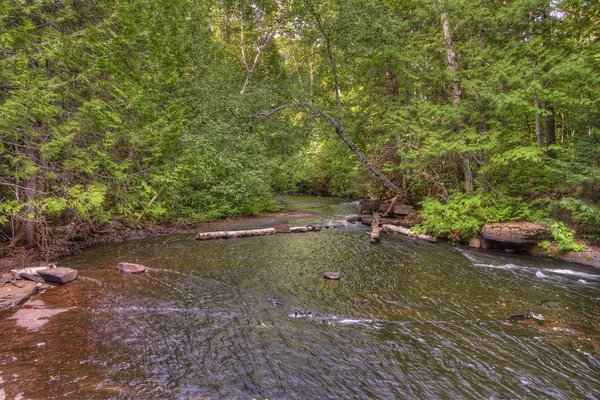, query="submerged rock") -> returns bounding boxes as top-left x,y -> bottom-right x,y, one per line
117,262 -> 146,274
0,281 -> 38,309
38,267 -> 78,284
508,312 -> 545,322
8,307 -> 70,331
